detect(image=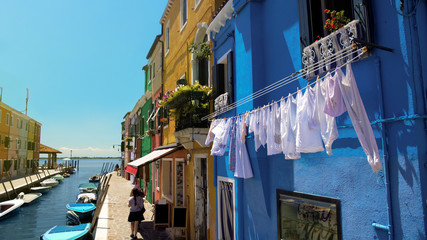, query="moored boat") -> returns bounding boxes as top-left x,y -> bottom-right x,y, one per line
30,186 -> 52,193
76,193 -> 97,204
88,174 -> 101,183
40,223 -> 91,240
0,199 -> 24,220
52,174 -> 64,182
16,192 -> 42,204
66,203 -> 96,221
78,183 -> 97,193
63,173 -> 70,178
41,179 -> 59,187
